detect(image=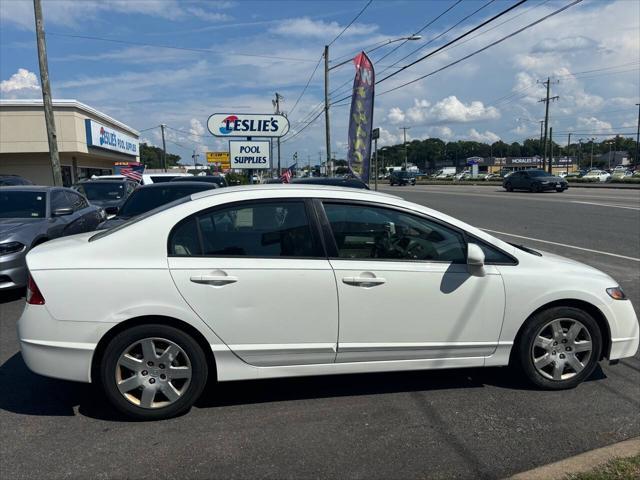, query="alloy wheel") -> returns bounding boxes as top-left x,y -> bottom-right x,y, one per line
531,318 -> 593,381
115,337 -> 192,409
